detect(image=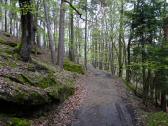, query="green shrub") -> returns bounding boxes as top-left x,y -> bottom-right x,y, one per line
147,112 -> 168,126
